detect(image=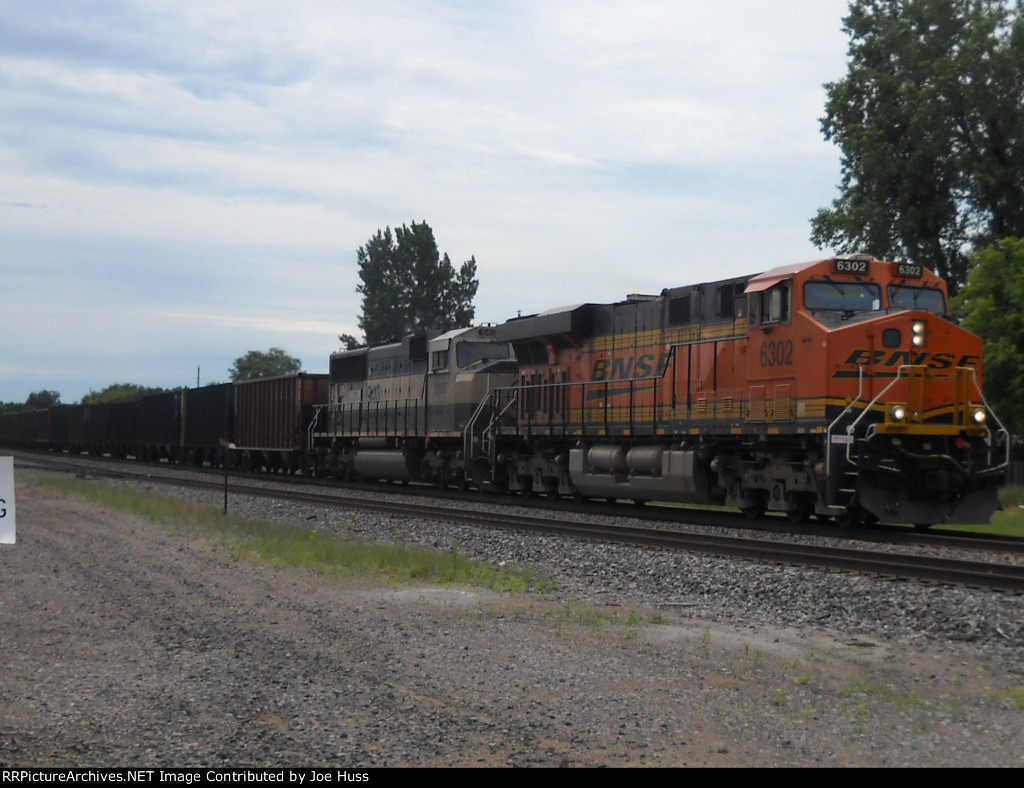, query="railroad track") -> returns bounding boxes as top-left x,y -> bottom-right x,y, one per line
13,451 -> 1024,594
